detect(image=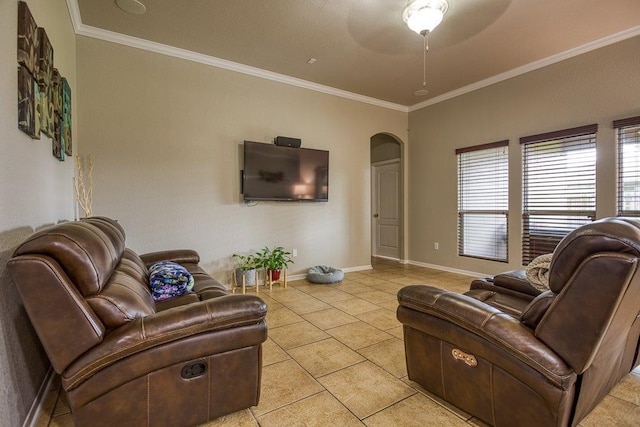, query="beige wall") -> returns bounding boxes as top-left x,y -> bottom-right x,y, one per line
408,35 -> 640,276
76,37 -> 408,284
0,0 -> 76,425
